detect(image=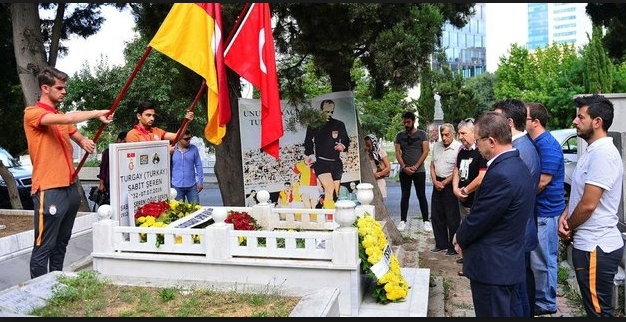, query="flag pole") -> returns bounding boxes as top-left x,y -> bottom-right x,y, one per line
72,45 -> 154,182
224,2 -> 251,46
171,80 -> 207,146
